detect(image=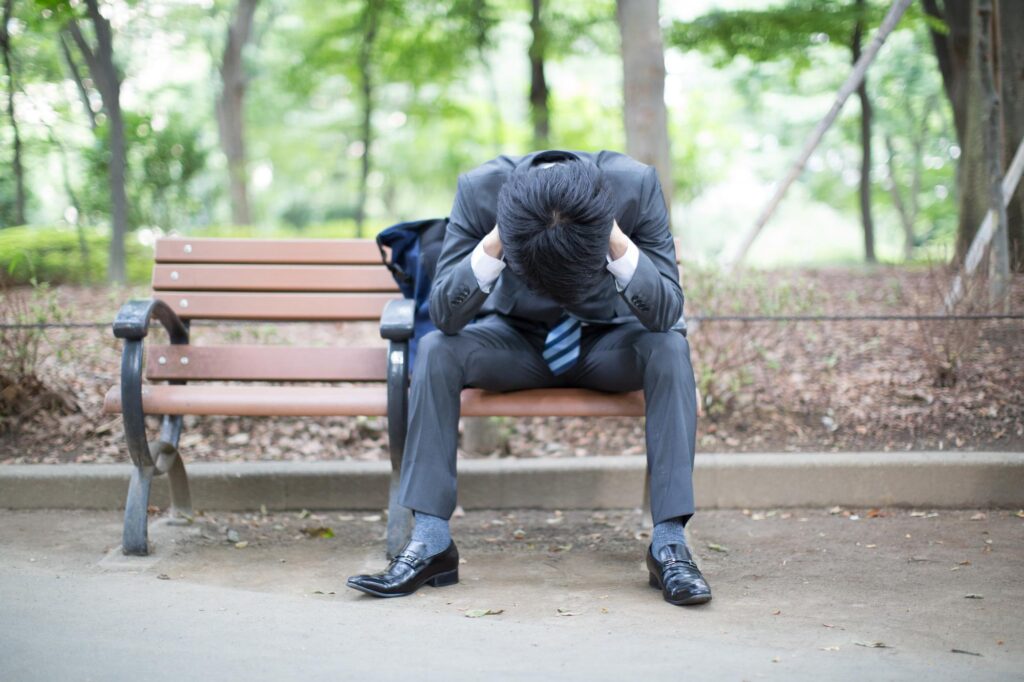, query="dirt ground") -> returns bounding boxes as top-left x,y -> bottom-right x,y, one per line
1,267 -> 1022,465
1,506 -> 1021,681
